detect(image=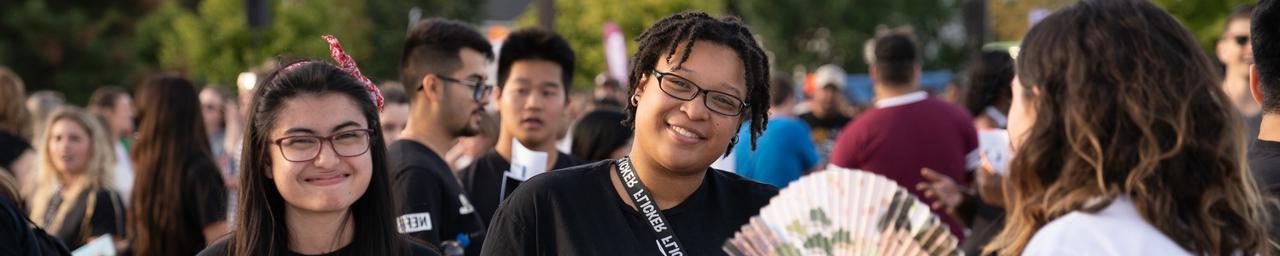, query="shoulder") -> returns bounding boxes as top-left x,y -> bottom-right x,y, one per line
506,160 -> 610,203
1025,198 -> 1189,255
459,151 -> 505,176
196,236 -> 231,256
709,169 -> 779,205
923,98 -> 974,122
519,160 -> 608,192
